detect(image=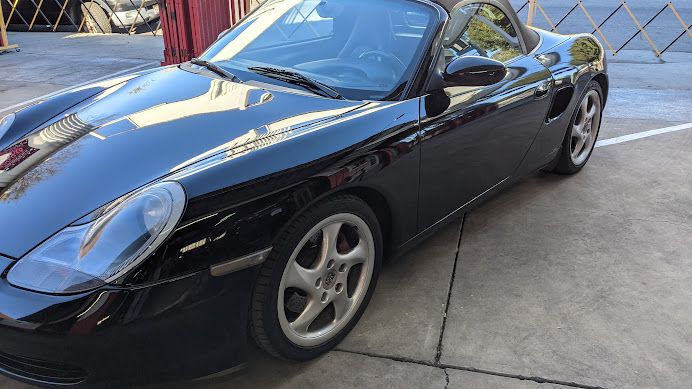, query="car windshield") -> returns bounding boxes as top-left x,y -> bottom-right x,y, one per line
199,0 -> 438,101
